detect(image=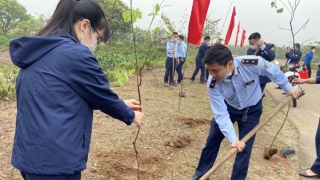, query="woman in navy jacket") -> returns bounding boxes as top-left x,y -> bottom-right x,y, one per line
293,77 -> 320,178
9,0 -> 144,179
